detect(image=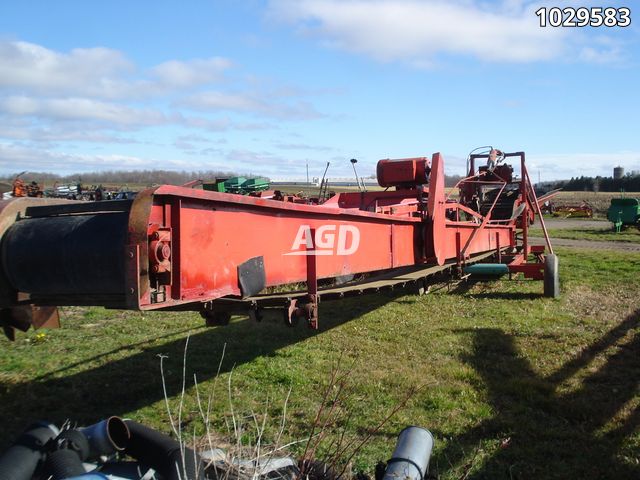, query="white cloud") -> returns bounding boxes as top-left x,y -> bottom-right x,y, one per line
529,151 -> 640,181
184,91 -> 259,111
179,115 -> 275,132
176,133 -> 221,143
0,142 -> 236,174
180,91 -> 323,119
267,0 -> 620,65
275,142 -> 334,151
173,134 -> 228,153
0,142 -> 154,172
0,40 -> 139,98
578,35 -> 625,65
152,57 -> 232,87
0,103 -> 274,144
0,142 -> 309,176
0,122 -> 139,144
226,148 -> 282,165
0,38 -> 321,153
0,96 -> 167,125
0,40 -> 236,99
